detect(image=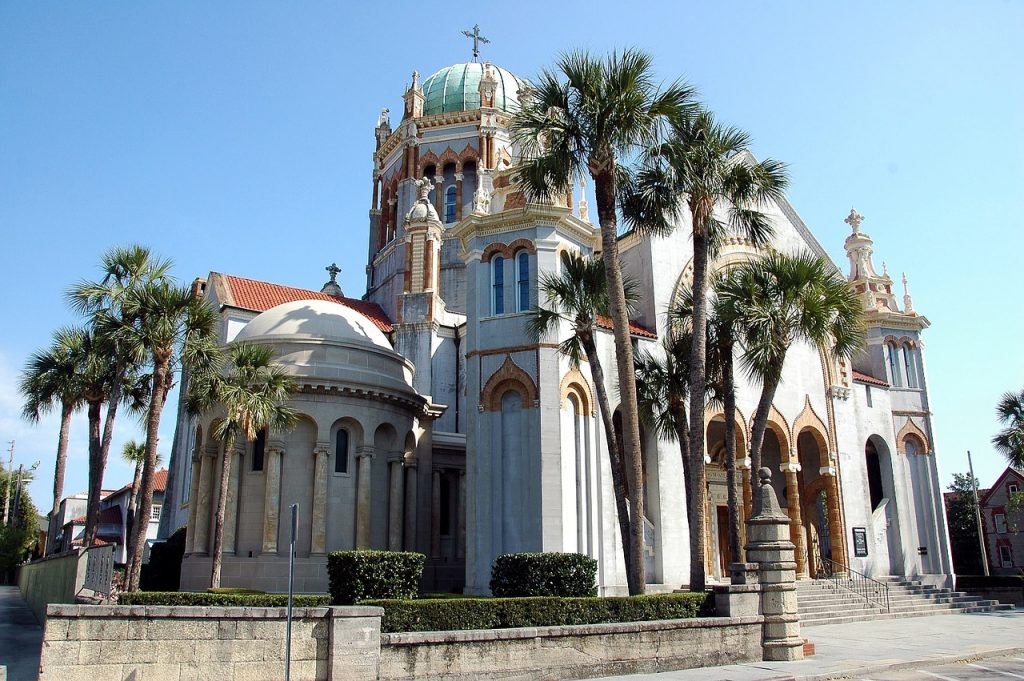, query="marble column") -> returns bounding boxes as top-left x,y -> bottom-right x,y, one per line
222,446 -> 244,555
311,442 -> 330,555
403,460 -> 418,551
457,469 -> 466,560
430,469 -> 442,558
355,446 -> 374,549
782,455 -> 806,577
192,444 -> 218,556
454,172 -> 464,221
387,452 -> 405,551
261,444 -> 284,554
185,452 -> 202,554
